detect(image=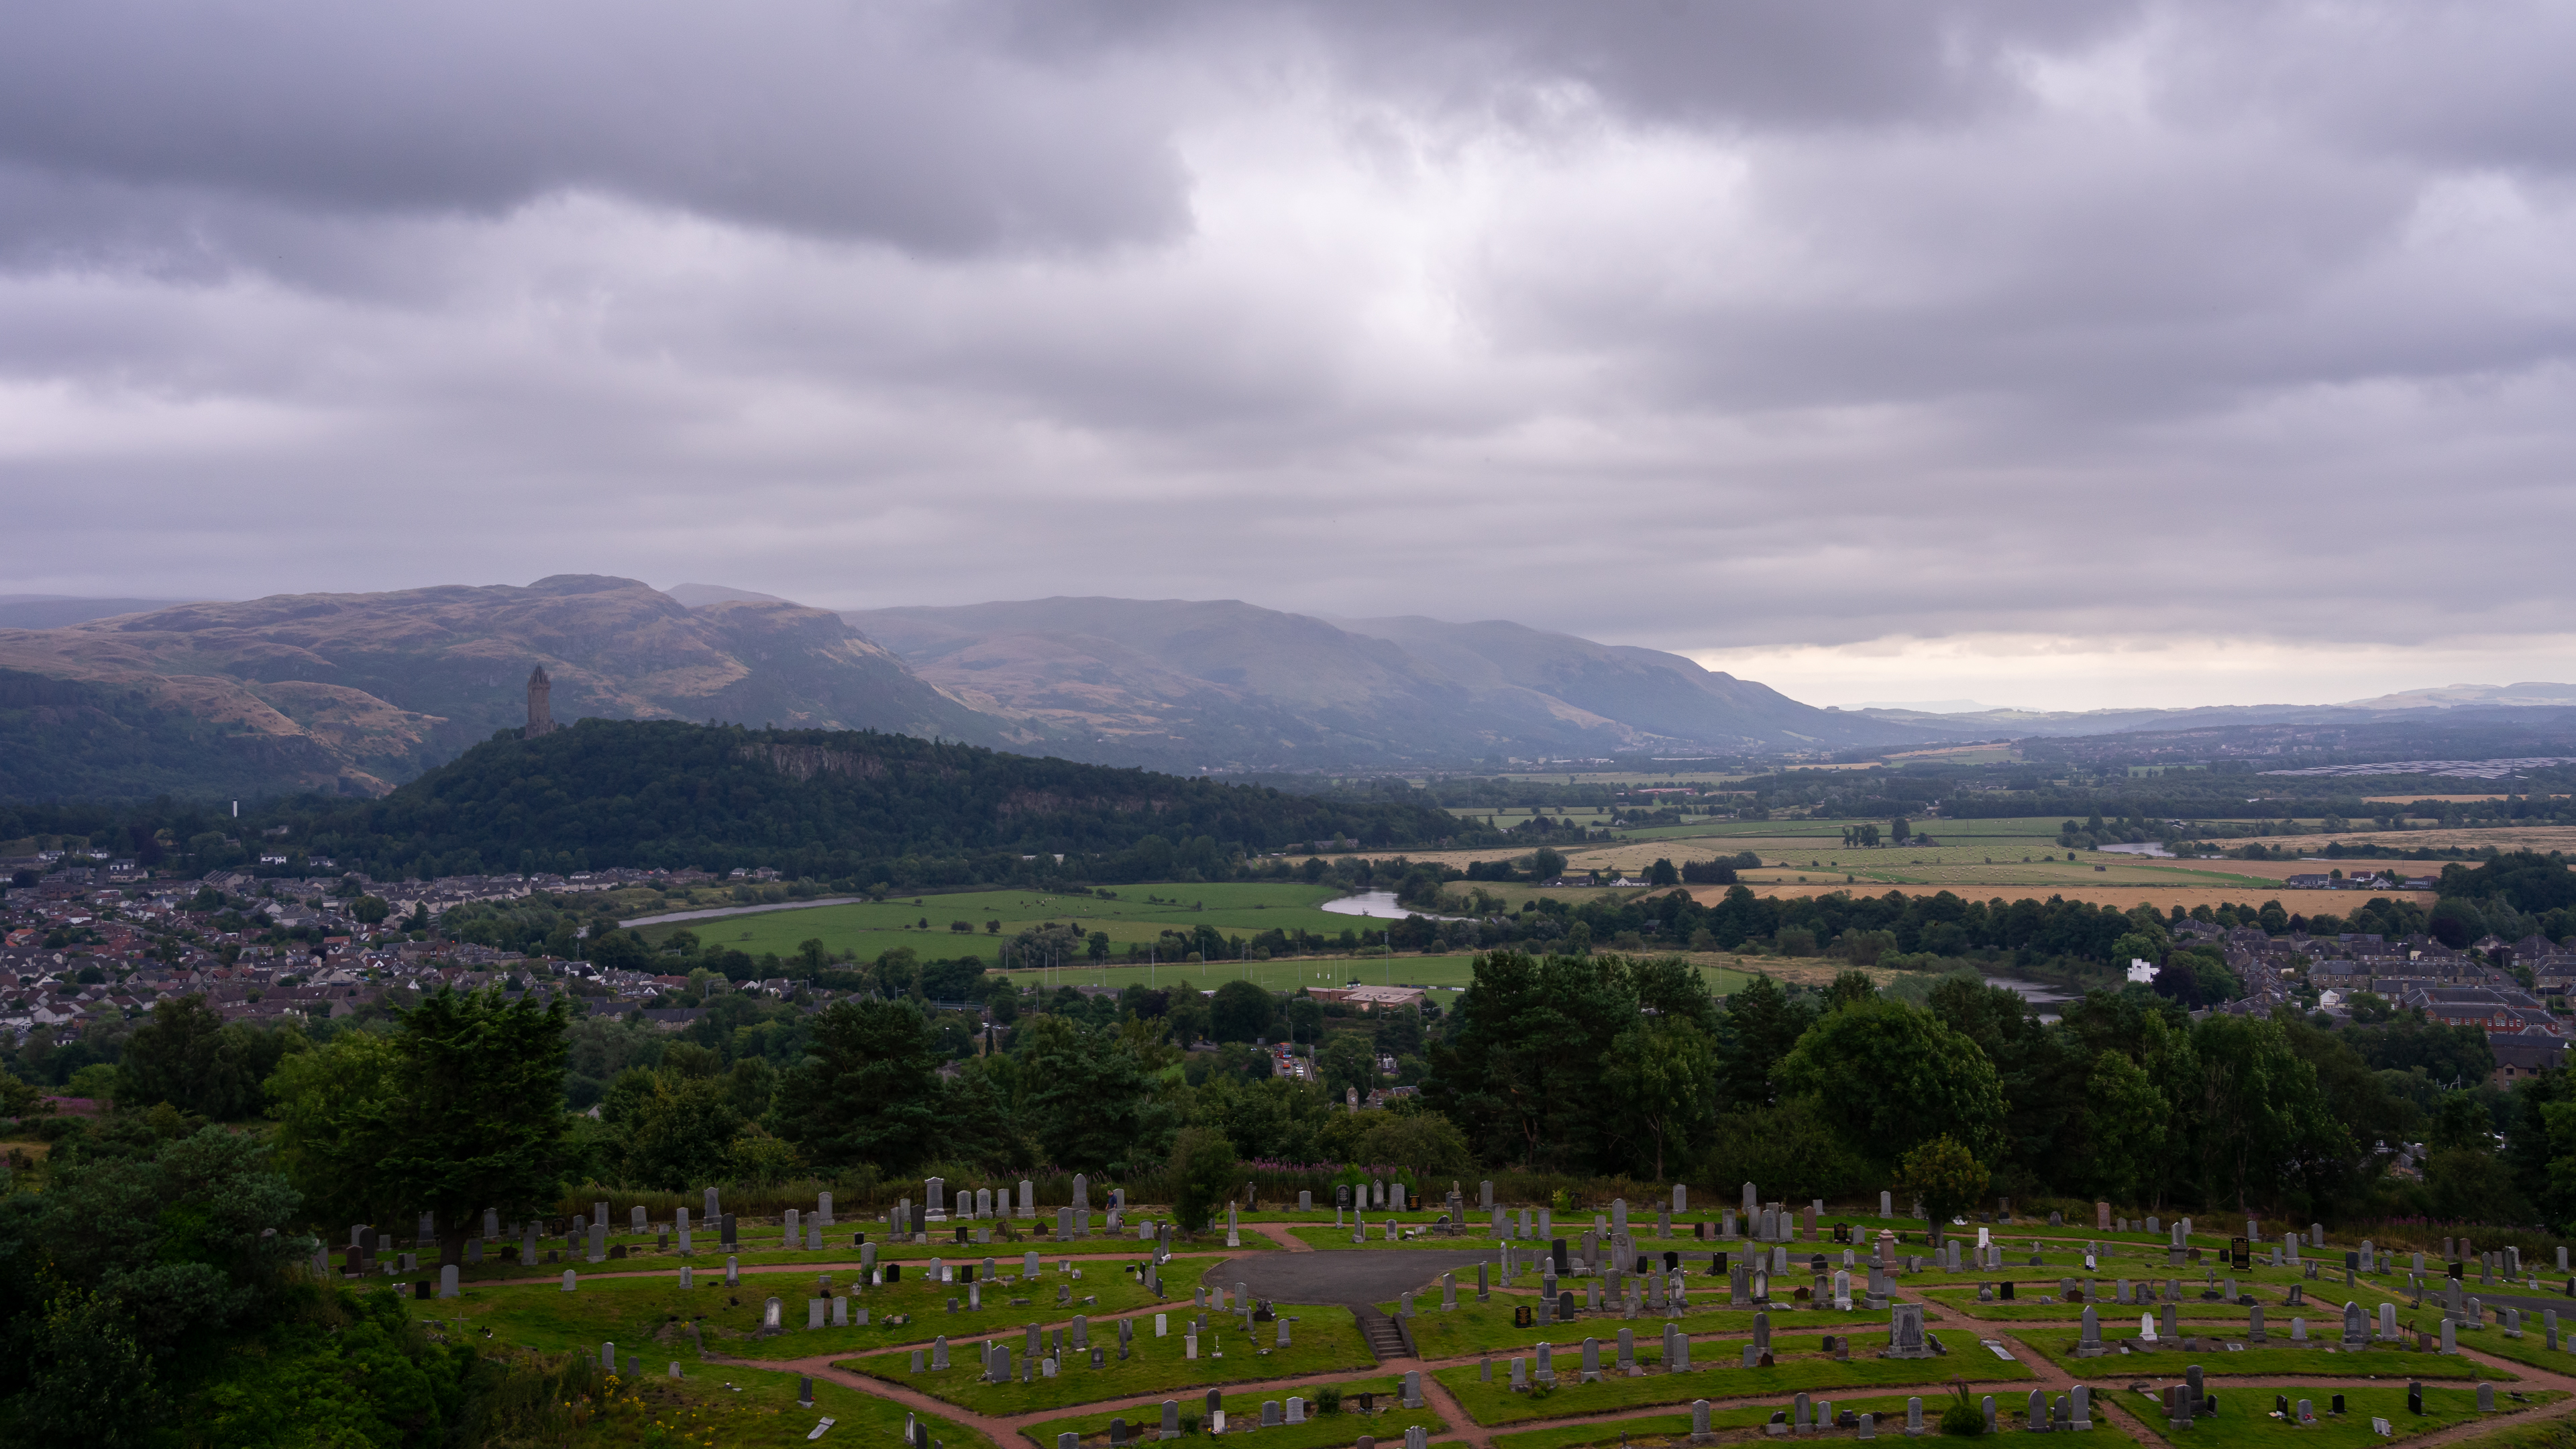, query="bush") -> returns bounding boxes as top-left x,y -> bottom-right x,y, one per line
1940,1382 -> 1986,1436
1317,1386 -> 1342,1415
